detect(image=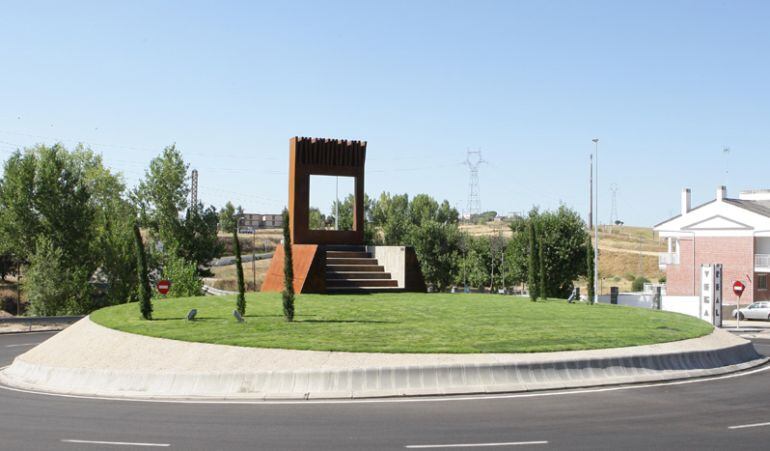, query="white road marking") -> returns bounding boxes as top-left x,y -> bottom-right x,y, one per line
406,441 -> 547,448
0,362 -> 768,405
5,343 -> 37,348
61,439 -> 170,447
728,421 -> 770,430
